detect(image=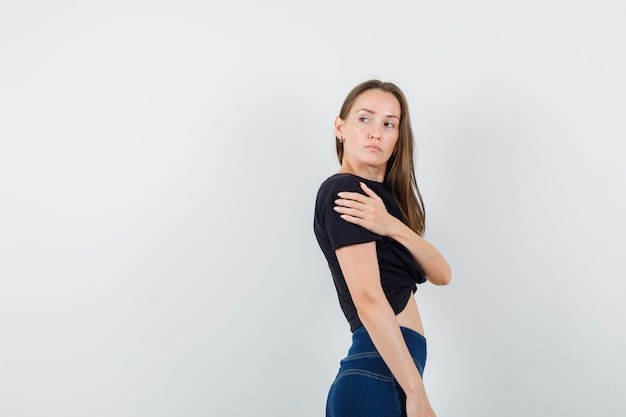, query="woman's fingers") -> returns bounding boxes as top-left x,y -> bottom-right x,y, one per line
334,197 -> 363,210
336,183 -> 381,207
334,183 -> 394,236
335,184 -> 385,216
336,191 -> 367,203
333,205 -> 362,217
